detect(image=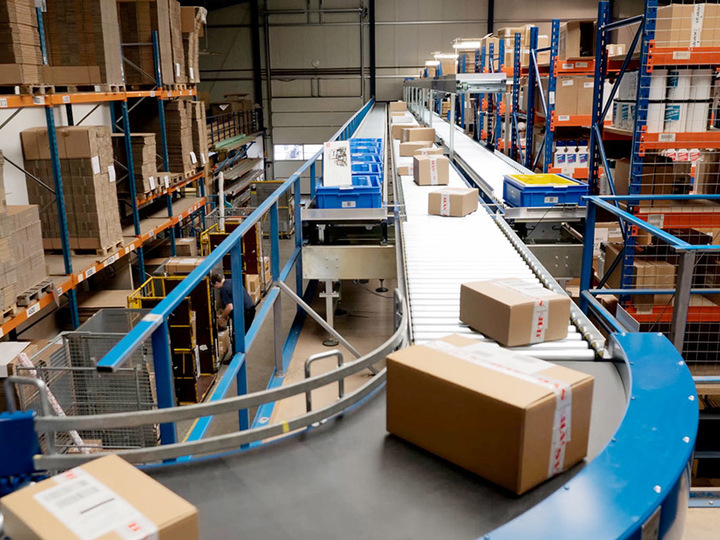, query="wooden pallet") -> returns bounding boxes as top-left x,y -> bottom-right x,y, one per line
0,84 -> 54,96
69,240 -> 124,258
16,279 -> 55,307
0,303 -> 17,323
